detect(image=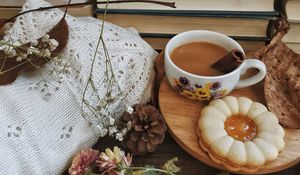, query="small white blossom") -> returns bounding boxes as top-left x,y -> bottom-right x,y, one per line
109,117 -> 115,125
48,39 -> 59,51
3,23 -> 12,34
42,34 -> 50,42
121,128 -> 128,135
97,100 -> 108,109
20,53 -> 28,59
27,46 -> 39,55
108,126 -> 117,135
127,121 -> 132,130
31,40 -> 39,46
3,45 -> 17,57
126,106 -> 134,114
13,41 -> 22,46
16,56 -> 23,62
42,49 -> 51,58
115,133 -> 123,141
